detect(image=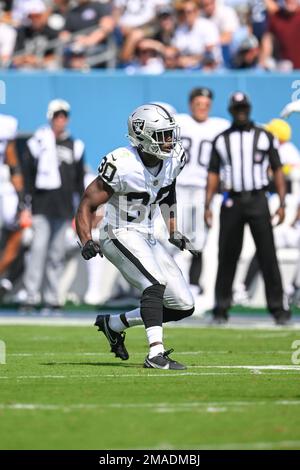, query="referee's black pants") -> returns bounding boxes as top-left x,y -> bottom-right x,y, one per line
214,191 -> 288,317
